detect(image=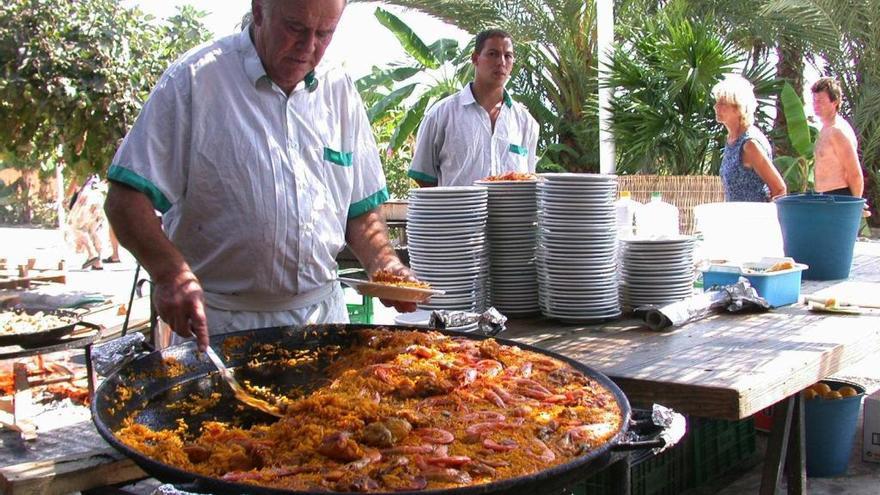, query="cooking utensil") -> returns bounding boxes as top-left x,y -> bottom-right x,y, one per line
204,346 -> 282,418
92,324 -> 670,495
